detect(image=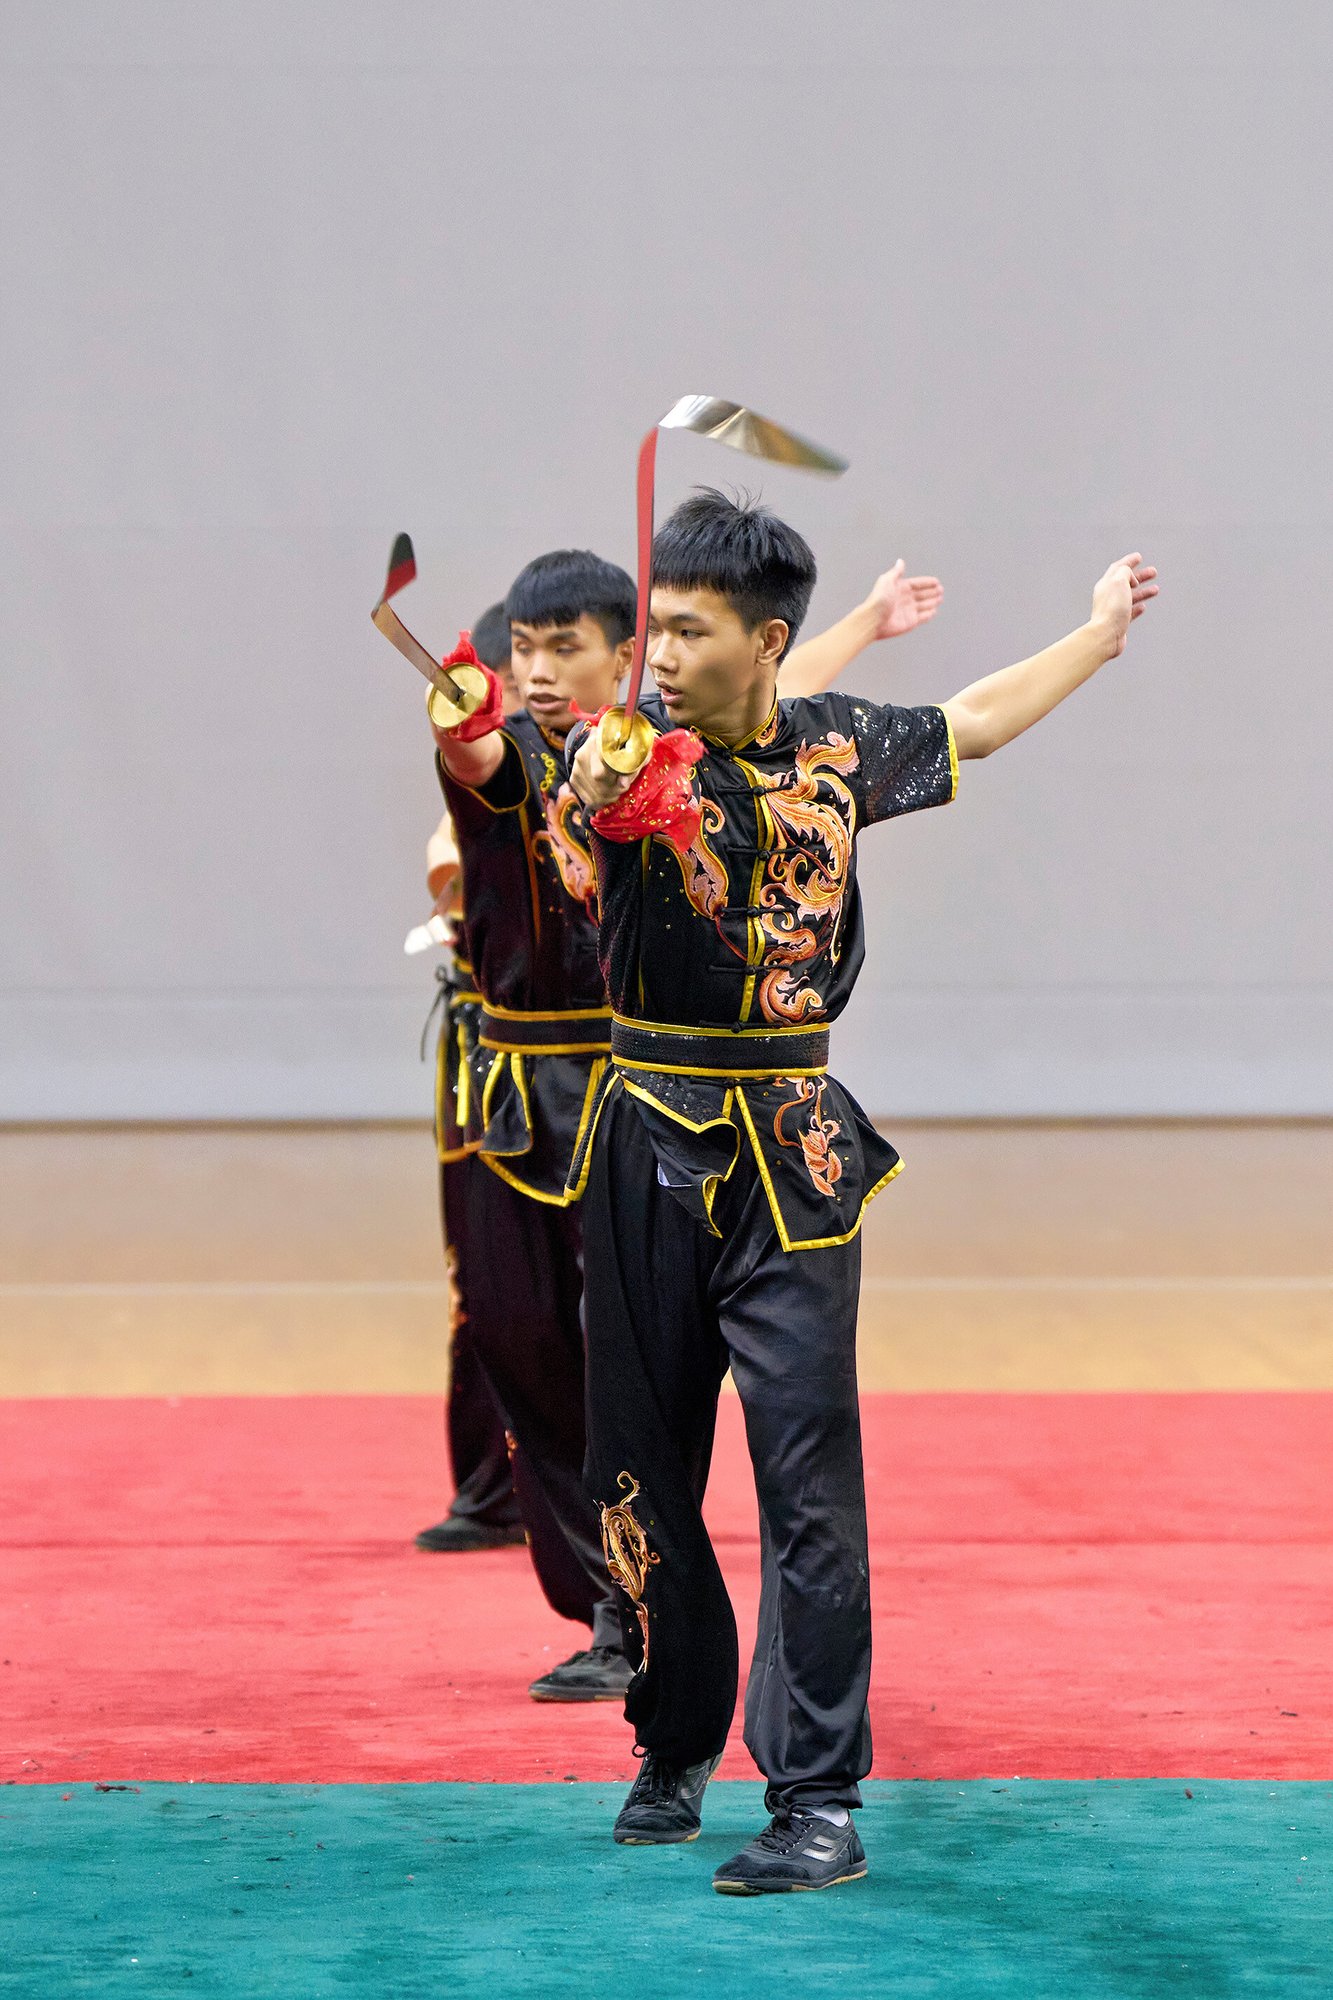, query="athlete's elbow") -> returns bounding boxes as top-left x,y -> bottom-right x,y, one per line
945,701 -> 1002,760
